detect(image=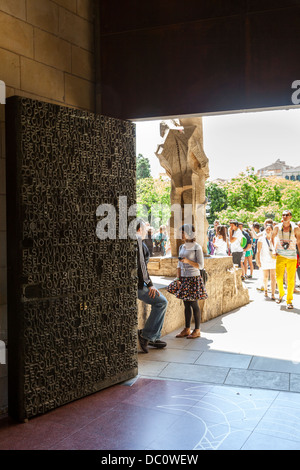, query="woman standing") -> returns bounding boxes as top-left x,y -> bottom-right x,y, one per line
243,228 -> 254,278
256,223 -> 277,300
167,224 -> 208,338
213,224 -> 229,256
